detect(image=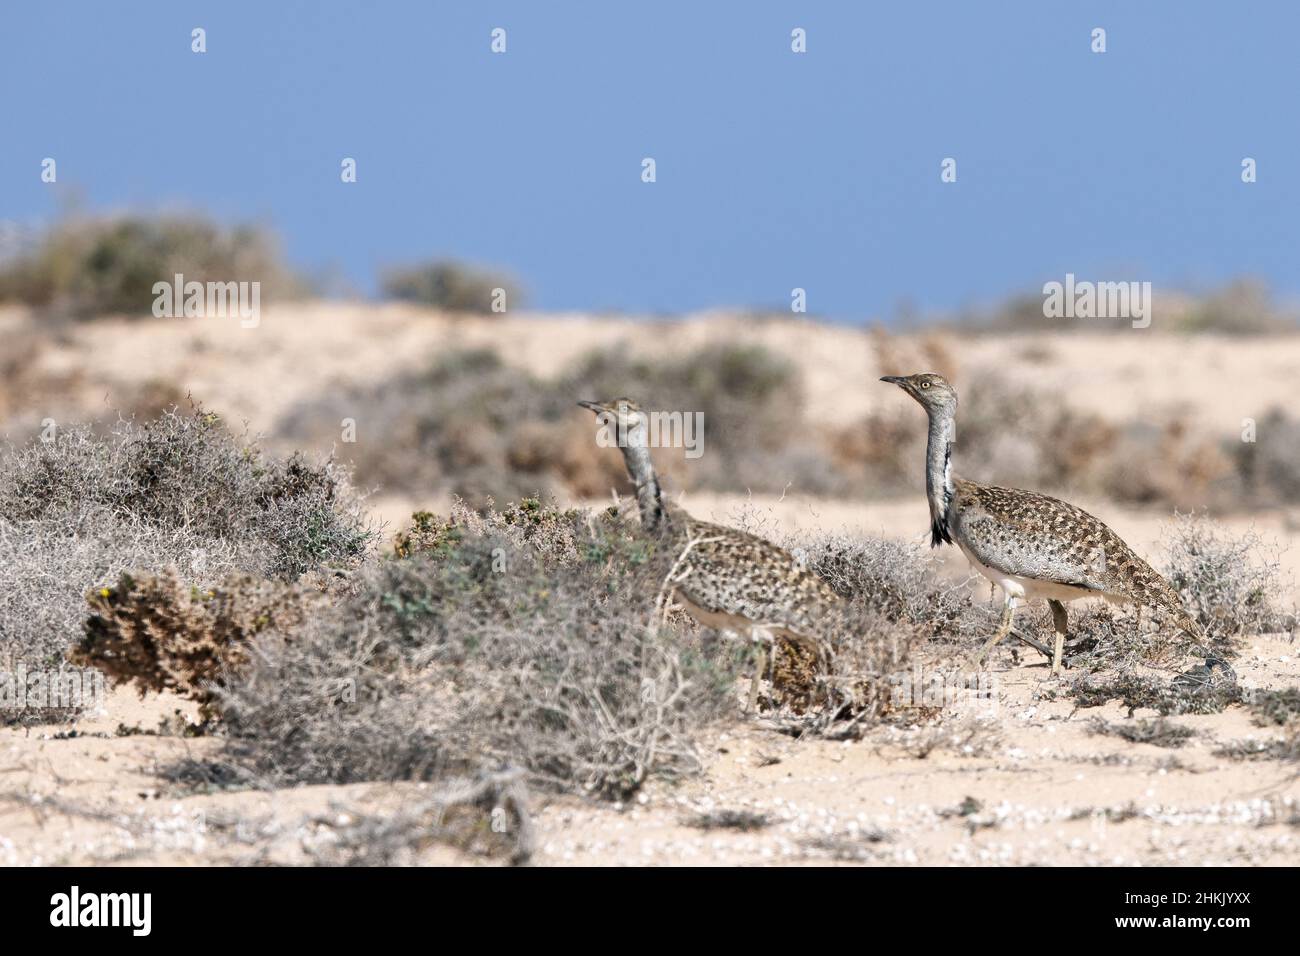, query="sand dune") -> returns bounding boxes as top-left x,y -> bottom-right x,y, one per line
8,303 -> 1300,442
